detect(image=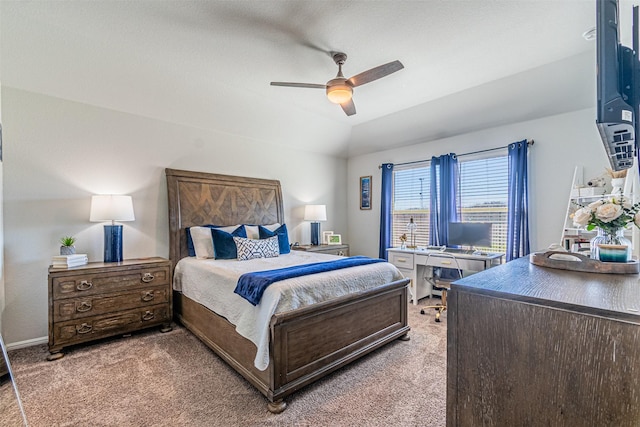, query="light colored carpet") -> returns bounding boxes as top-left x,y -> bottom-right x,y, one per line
7,302 -> 447,427
0,376 -> 26,426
